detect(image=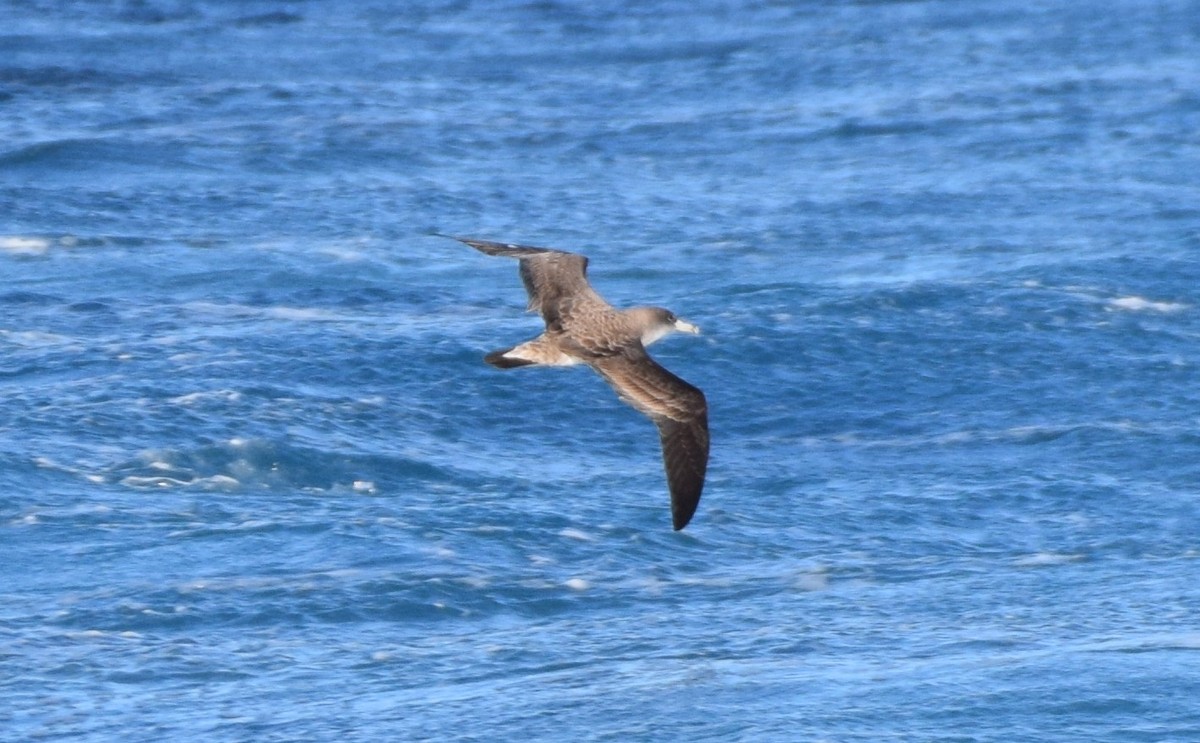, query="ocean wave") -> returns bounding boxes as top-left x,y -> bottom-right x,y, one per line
100,437 -> 447,493
0,137 -> 212,174
1107,296 -> 1189,313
